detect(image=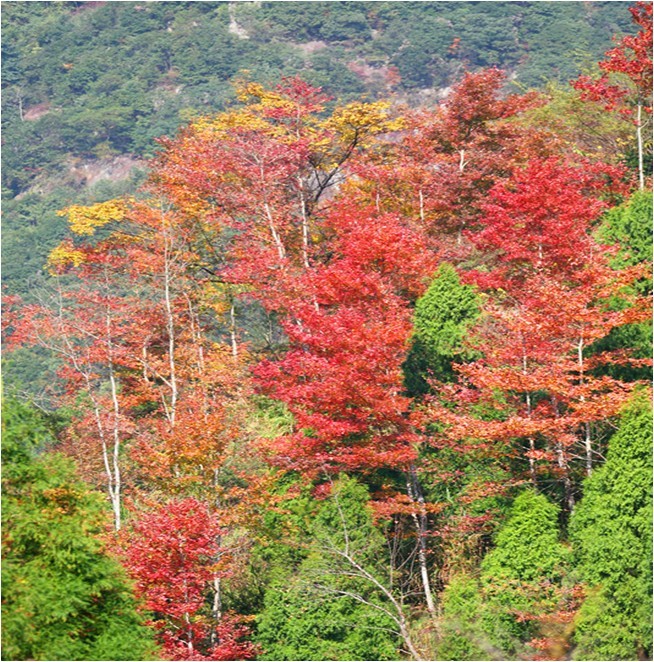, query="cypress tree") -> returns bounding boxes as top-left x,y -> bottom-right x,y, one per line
404,263 -> 480,395
1,398 -> 158,661
592,190 -> 653,382
570,396 -> 653,660
438,490 -> 570,660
